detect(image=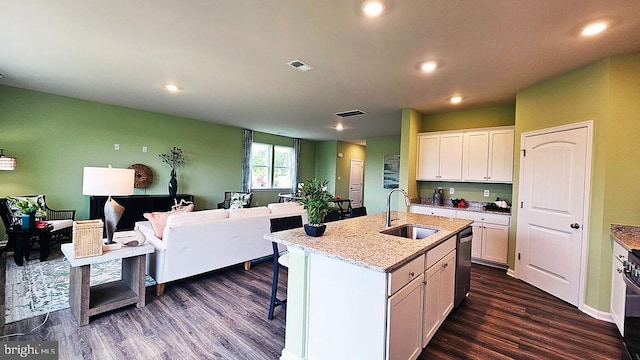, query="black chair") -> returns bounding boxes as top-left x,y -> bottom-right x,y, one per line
0,196 -> 76,262
323,208 -> 342,223
349,206 -> 367,218
268,215 -> 303,320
